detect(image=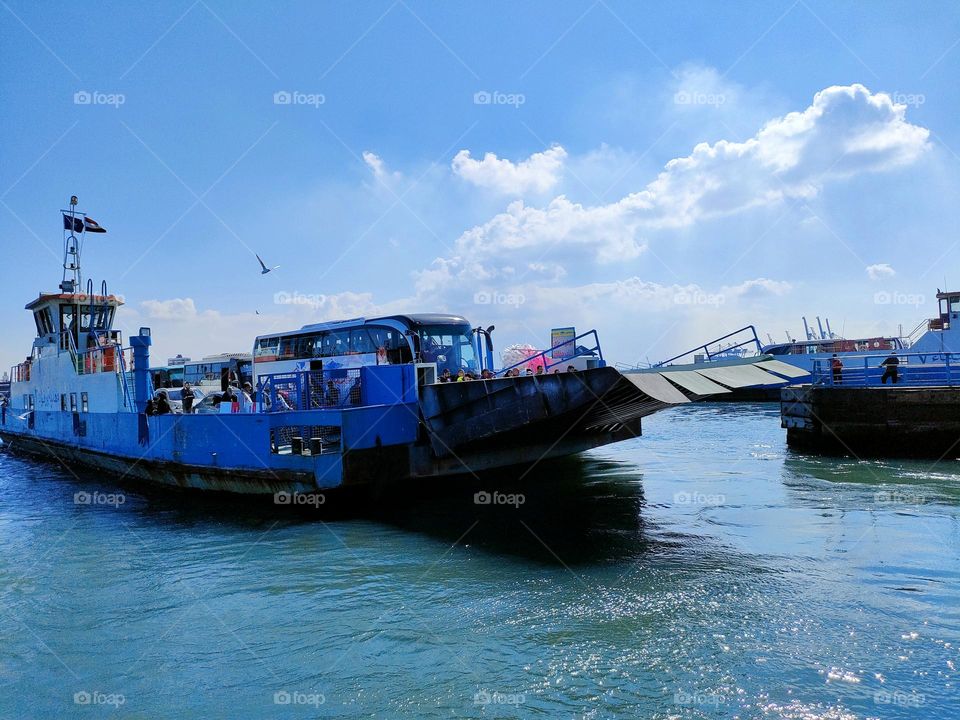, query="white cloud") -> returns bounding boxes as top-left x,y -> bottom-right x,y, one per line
362,151 -> 386,177
362,151 -> 402,186
866,263 -> 896,280
127,291 -> 403,366
452,145 -> 567,195
722,278 -> 793,298
426,84 -> 930,295
515,275 -> 790,312
141,298 -> 200,320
